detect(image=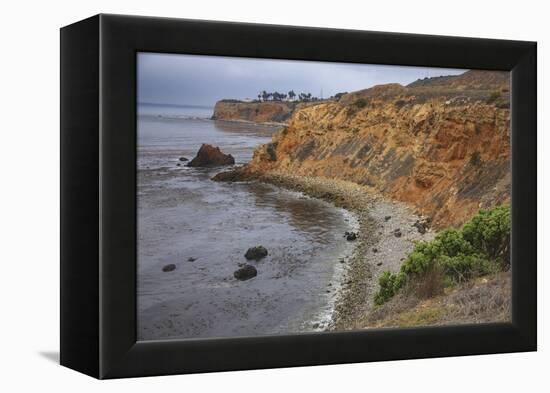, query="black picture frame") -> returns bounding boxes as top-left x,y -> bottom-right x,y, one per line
60,14 -> 536,379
